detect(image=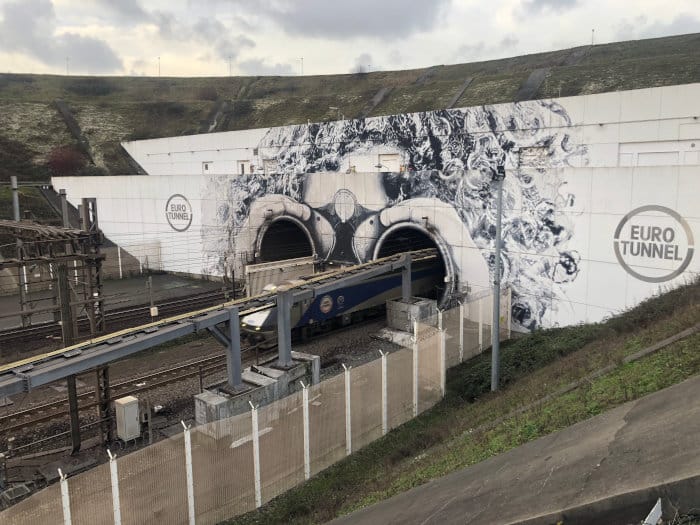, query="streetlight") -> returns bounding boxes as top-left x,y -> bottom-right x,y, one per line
491,164 -> 506,392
